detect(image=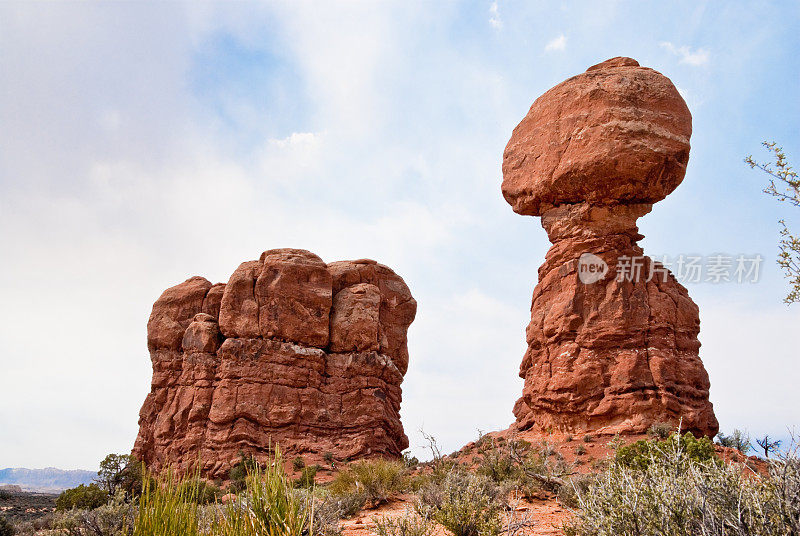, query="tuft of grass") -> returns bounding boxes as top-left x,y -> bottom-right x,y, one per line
132,469 -> 203,536
132,448 -> 311,536
329,458 -> 407,508
211,449 -> 310,536
582,434 -> 593,443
